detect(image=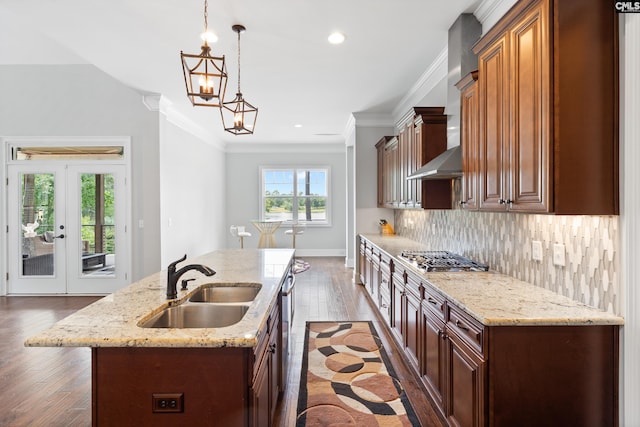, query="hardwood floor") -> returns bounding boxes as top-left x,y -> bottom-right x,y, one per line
0,257 -> 444,426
